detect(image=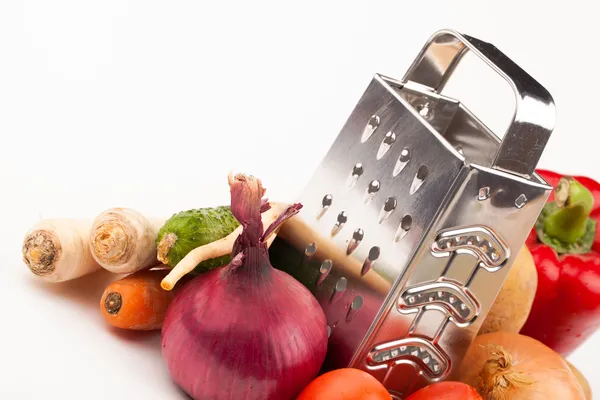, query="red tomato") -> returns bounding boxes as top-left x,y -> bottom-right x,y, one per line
405,382 -> 481,400
296,368 -> 391,400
